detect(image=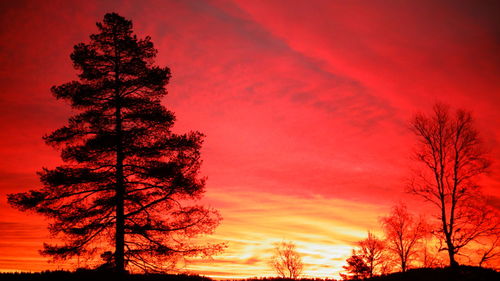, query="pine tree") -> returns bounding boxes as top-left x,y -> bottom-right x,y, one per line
340,250 -> 370,280
8,13 -> 222,273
